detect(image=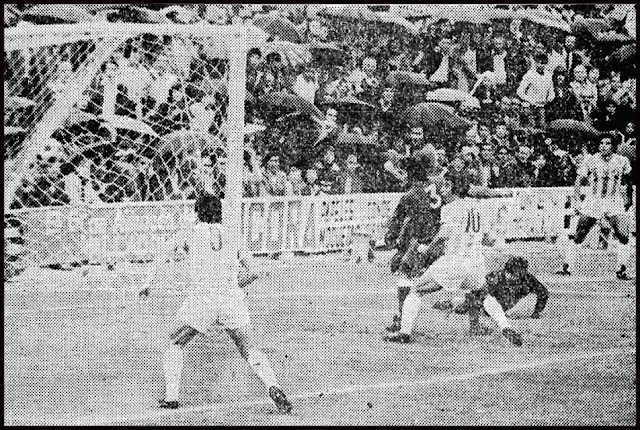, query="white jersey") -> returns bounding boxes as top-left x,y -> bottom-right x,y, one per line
579,153 -> 631,217
184,223 -> 235,297
175,222 -> 251,332
441,198 -> 486,255
428,198 -> 509,292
